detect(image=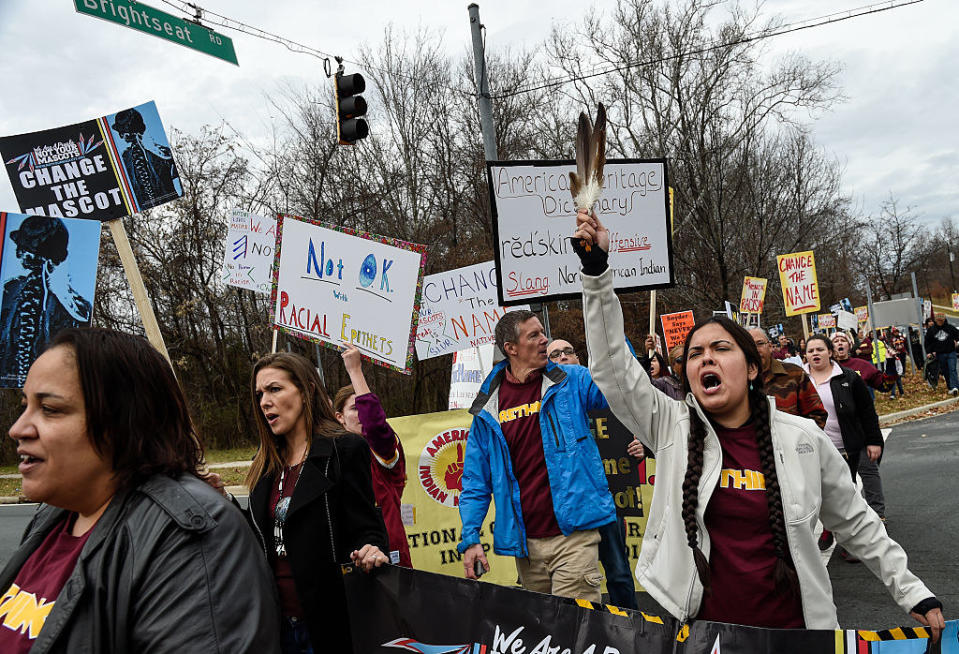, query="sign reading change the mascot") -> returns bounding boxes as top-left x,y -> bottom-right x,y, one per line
487,159 -> 672,305
271,214 -> 426,374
